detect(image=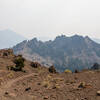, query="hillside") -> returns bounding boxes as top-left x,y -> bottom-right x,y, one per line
0,29 -> 26,49
13,35 -> 100,72
0,49 -> 100,100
